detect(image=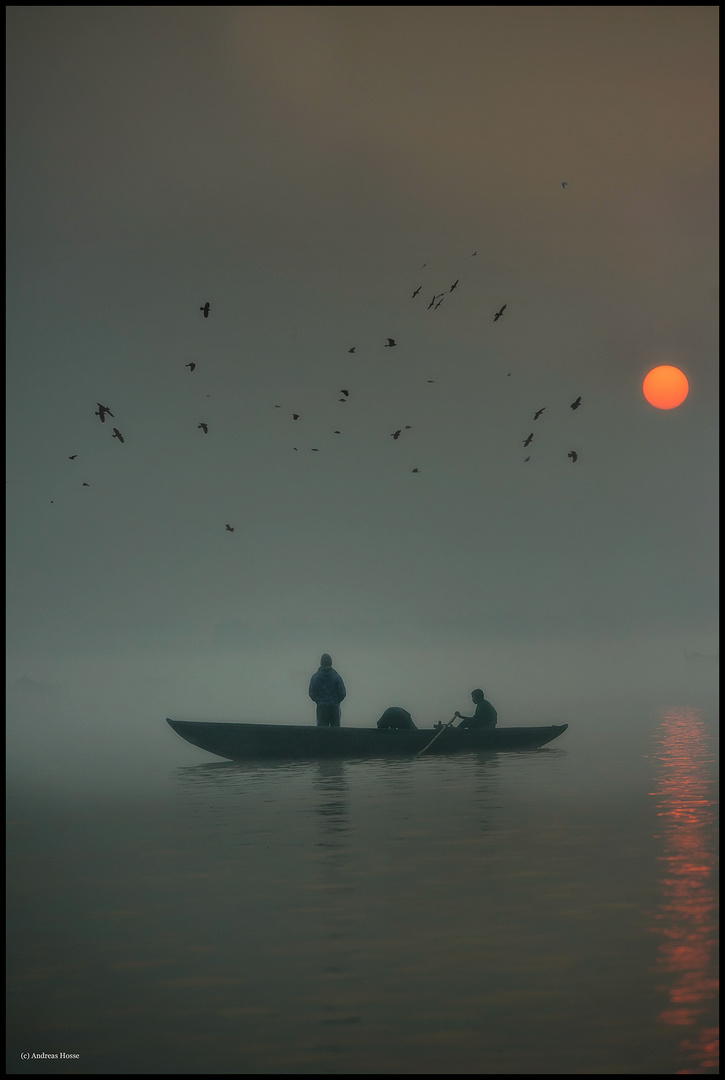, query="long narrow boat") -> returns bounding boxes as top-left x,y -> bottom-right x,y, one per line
166,718 -> 568,761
